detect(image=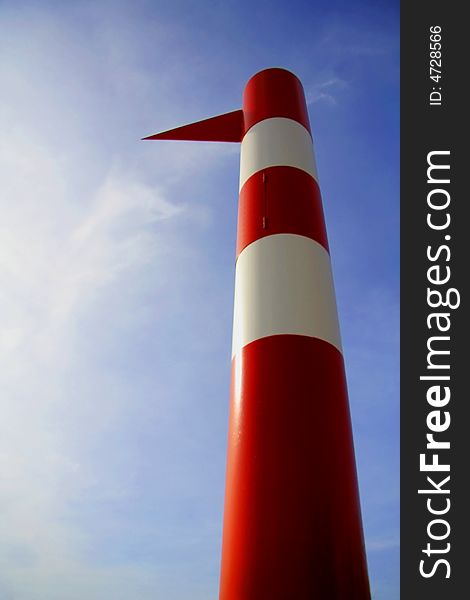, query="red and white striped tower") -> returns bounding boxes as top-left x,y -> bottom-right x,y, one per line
144,67 -> 370,600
